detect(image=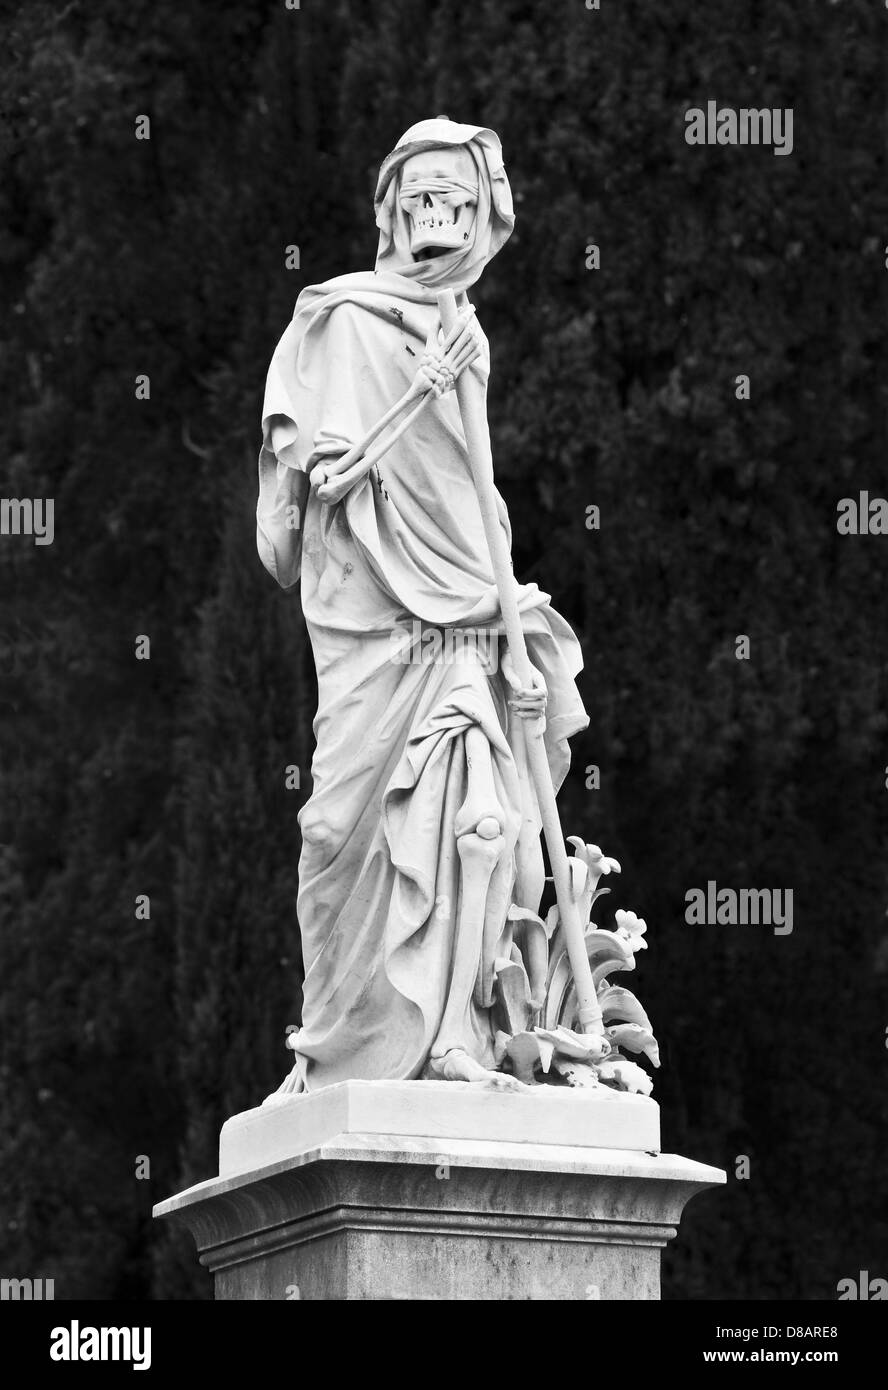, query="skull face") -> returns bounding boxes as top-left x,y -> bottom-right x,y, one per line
398,147 -> 479,259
